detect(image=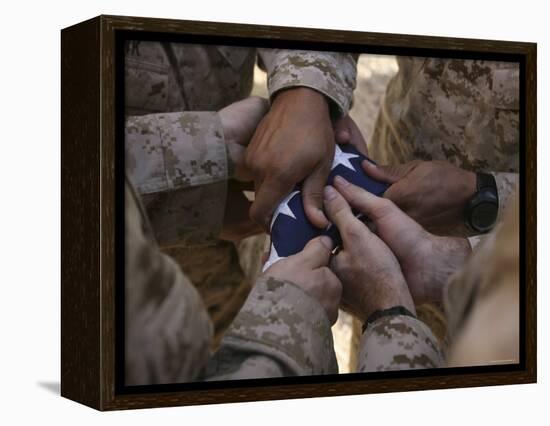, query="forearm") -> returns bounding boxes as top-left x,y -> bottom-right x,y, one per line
425,236 -> 472,303
125,111 -> 229,246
